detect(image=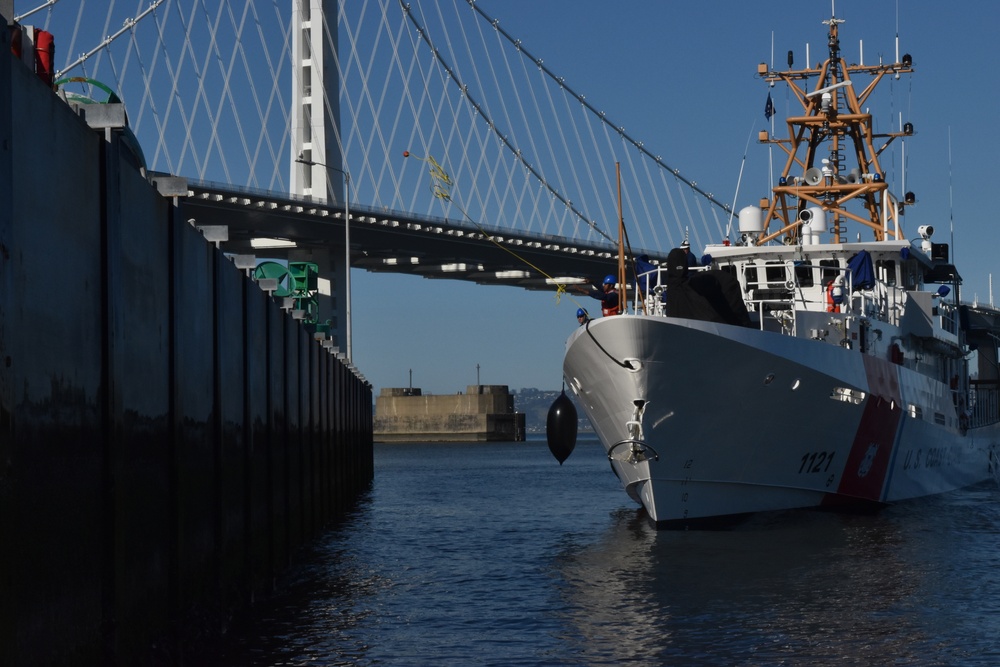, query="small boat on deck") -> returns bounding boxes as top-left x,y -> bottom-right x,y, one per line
558,13 -> 1000,527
